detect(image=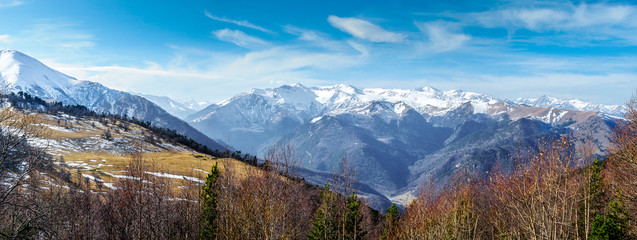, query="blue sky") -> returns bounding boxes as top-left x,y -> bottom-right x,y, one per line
0,0 -> 636,105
